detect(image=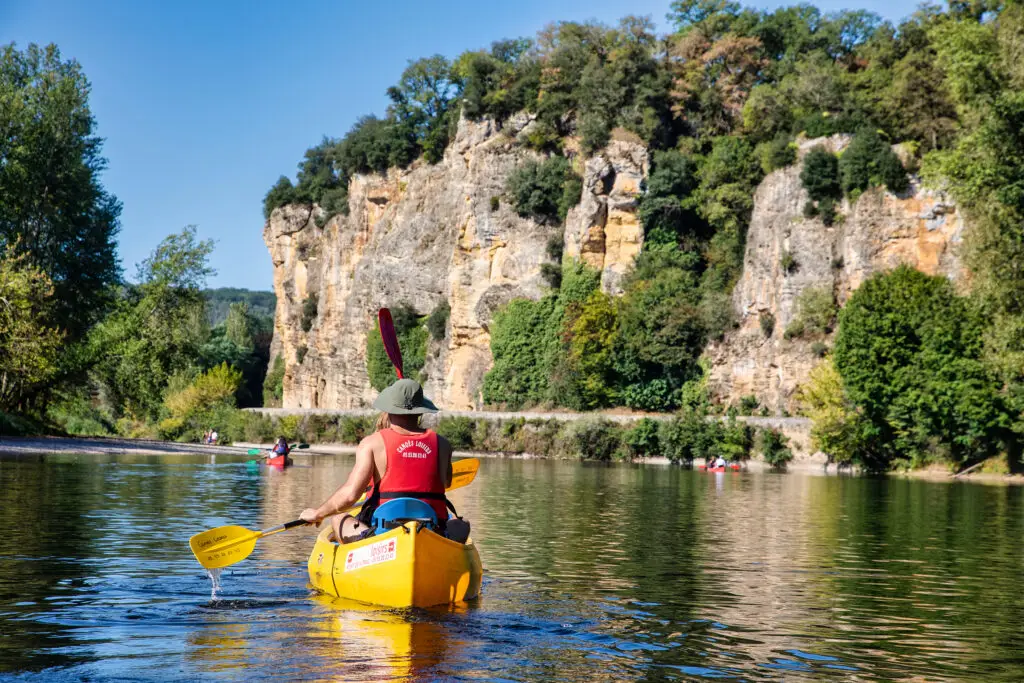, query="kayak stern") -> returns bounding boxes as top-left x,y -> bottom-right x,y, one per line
307,522 -> 482,608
